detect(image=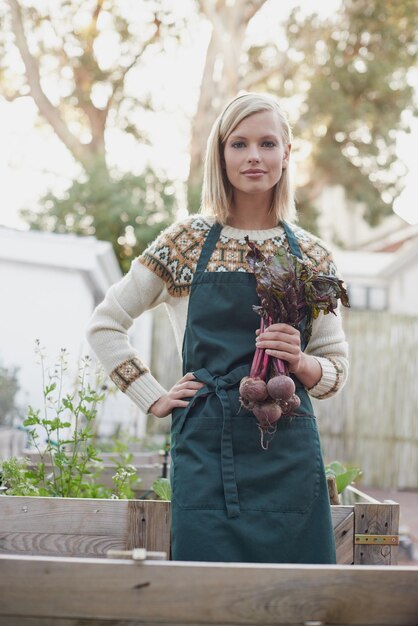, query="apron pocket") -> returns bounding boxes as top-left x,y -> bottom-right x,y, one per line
172,416 -> 225,510
233,416 -> 322,514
